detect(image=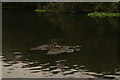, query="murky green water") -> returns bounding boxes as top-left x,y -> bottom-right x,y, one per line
2,9 -> 120,78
